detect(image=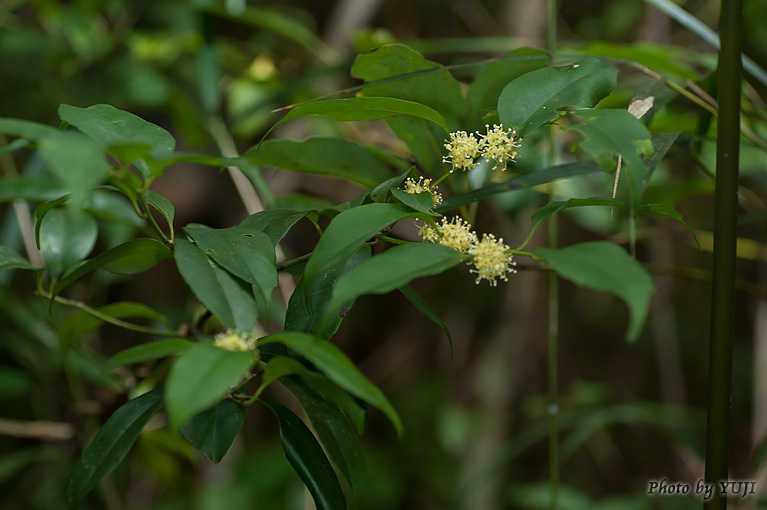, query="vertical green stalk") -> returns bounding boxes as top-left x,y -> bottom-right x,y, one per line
704,0 -> 742,509
546,2 -> 559,509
